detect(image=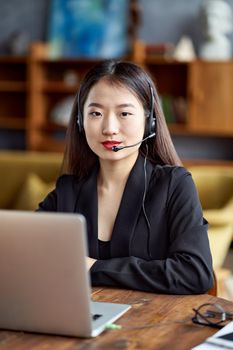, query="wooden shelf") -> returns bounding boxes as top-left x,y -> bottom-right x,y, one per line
186,128 -> 233,137
0,56 -> 27,63
168,124 -> 188,135
41,82 -> 78,93
39,58 -> 100,65
168,124 -> 233,137
41,121 -> 67,132
28,133 -> 65,153
0,43 -> 233,163
145,57 -> 187,65
183,159 -> 233,168
0,117 -> 26,130
0,56 -> 27,133
0,82 -> 27,92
